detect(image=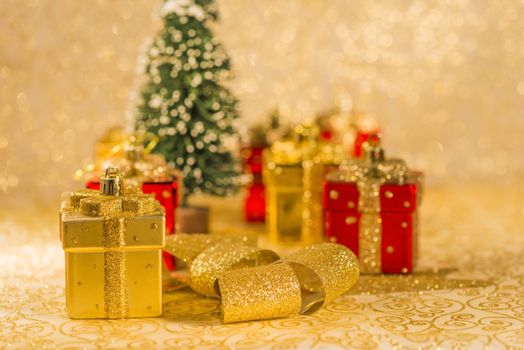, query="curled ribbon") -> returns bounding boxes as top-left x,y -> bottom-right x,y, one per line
63,188 -> 164,318
164,234 -> 360,323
